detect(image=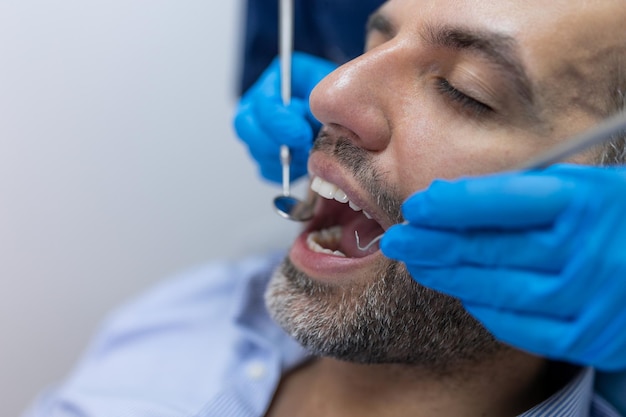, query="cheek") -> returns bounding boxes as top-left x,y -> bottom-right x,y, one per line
381,118 -> 549,198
